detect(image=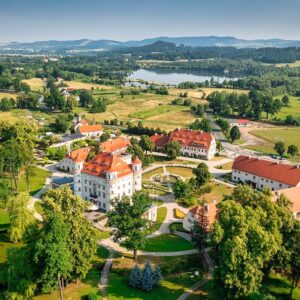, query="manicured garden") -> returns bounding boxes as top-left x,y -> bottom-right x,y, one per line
142,167 -> 164,180
147,206 -> 167,234
141,234 -> 195,252
107,254 -> 203,300
166,166 -> 194,178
